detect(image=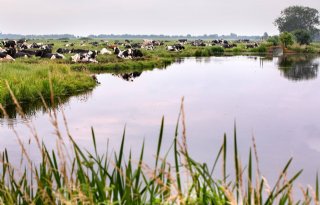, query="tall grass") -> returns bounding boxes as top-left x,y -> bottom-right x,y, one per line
0,62 -> 96,106
0,86 -> 317,204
